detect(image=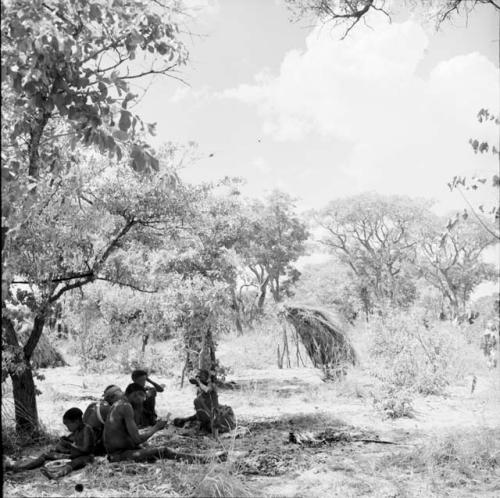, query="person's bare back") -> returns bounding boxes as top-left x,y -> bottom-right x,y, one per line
103,399 -> 139,453
103,384 -> 227,464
